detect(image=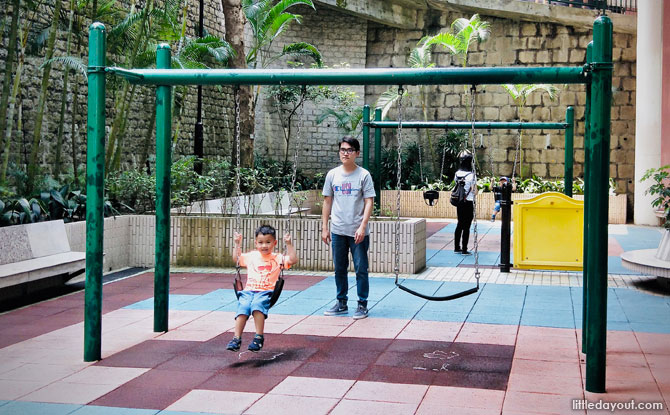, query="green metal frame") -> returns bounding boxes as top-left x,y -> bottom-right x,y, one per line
84,17 -> 612,393
361,113 -> 576,198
